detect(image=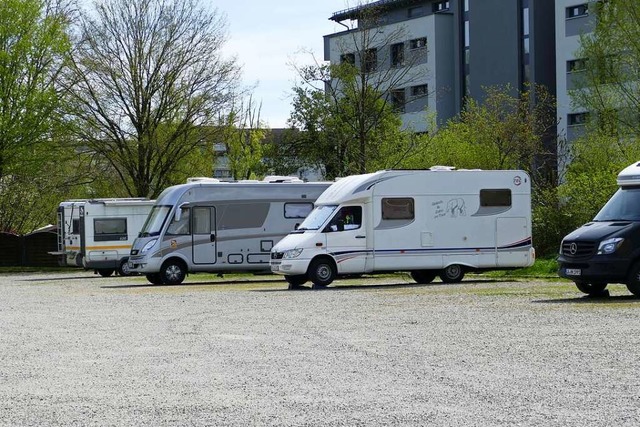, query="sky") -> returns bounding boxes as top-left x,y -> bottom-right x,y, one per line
214,1 -> 353,128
